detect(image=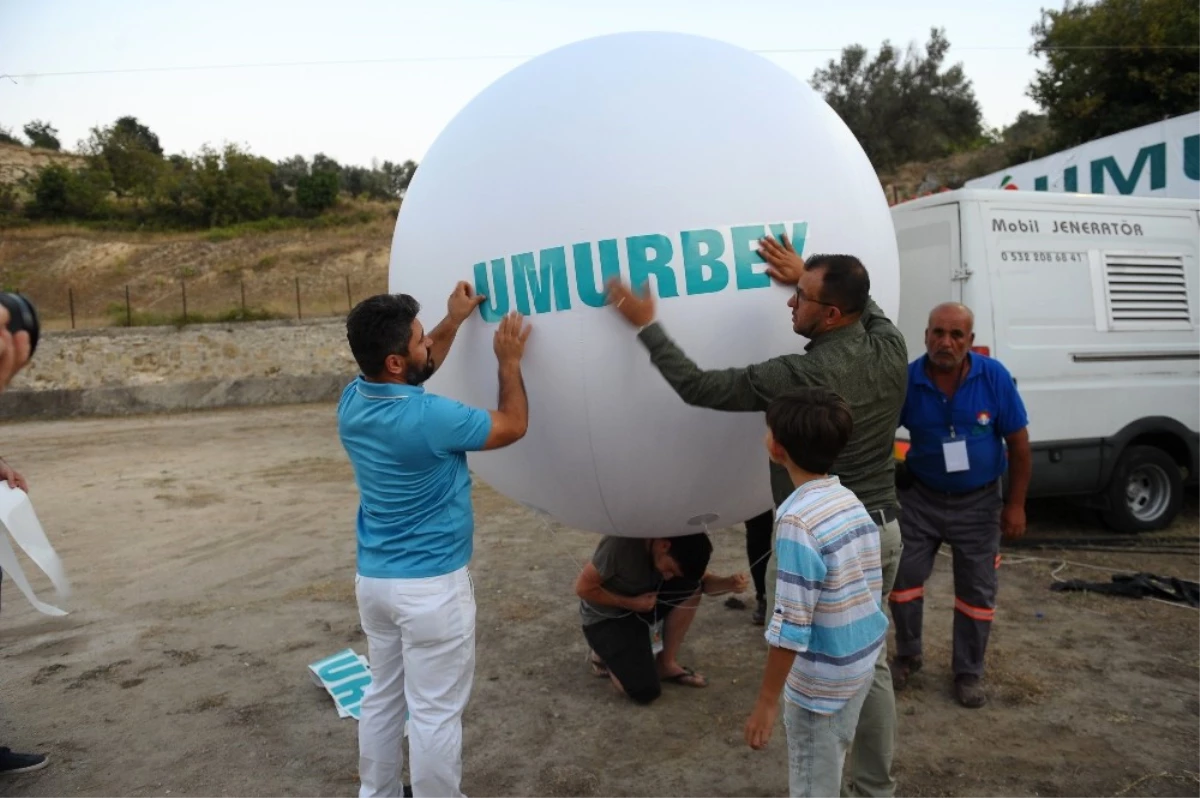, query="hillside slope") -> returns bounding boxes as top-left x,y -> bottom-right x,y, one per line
0,213 -> 395,329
